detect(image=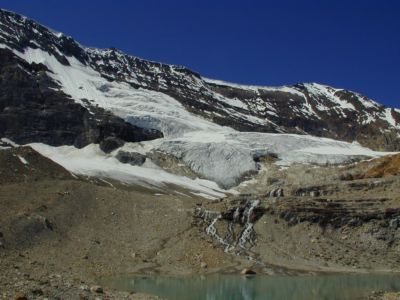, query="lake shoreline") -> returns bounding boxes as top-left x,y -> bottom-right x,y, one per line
99,273 -> 400,300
